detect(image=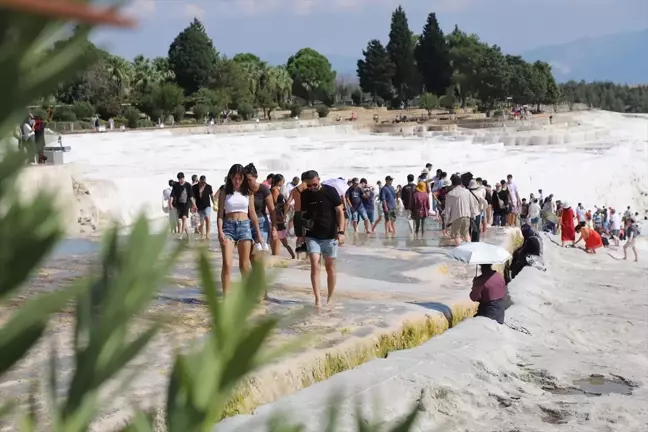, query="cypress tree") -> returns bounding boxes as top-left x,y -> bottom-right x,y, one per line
415,12 -> 452,96
168,19 -> 219,95
386,6 -> 418,106
357,39 -> 394,104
